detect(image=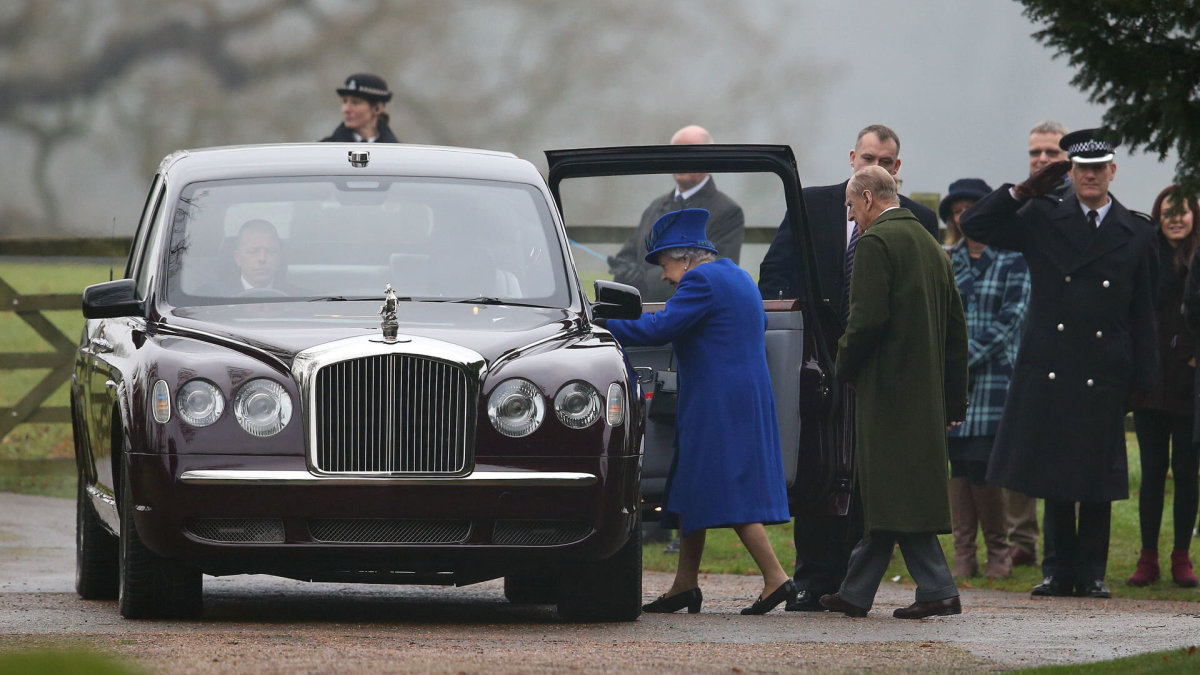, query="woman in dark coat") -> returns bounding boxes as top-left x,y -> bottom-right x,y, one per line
320,73 -> 400,143
605,208 -> 794,615
1148,186 -> 1200,587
